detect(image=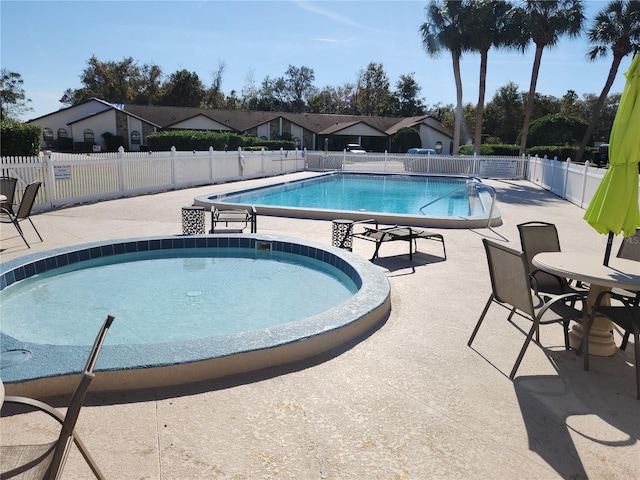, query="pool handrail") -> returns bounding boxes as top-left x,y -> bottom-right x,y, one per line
418,178 -> 497,229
